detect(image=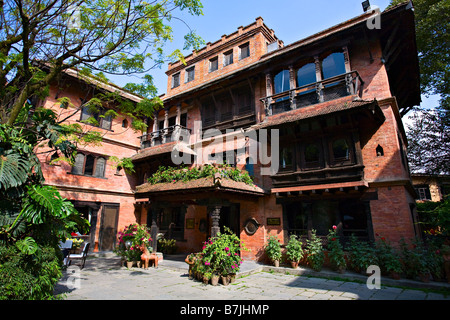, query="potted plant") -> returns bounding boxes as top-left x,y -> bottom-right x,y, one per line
265,235 -> 282,267
211,272 -> 220,286
203,271 -> 212,285
327,226 -> 346,273
285,235 -> 303,268
306,229 -> 324,272
384,253 -> 403,279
